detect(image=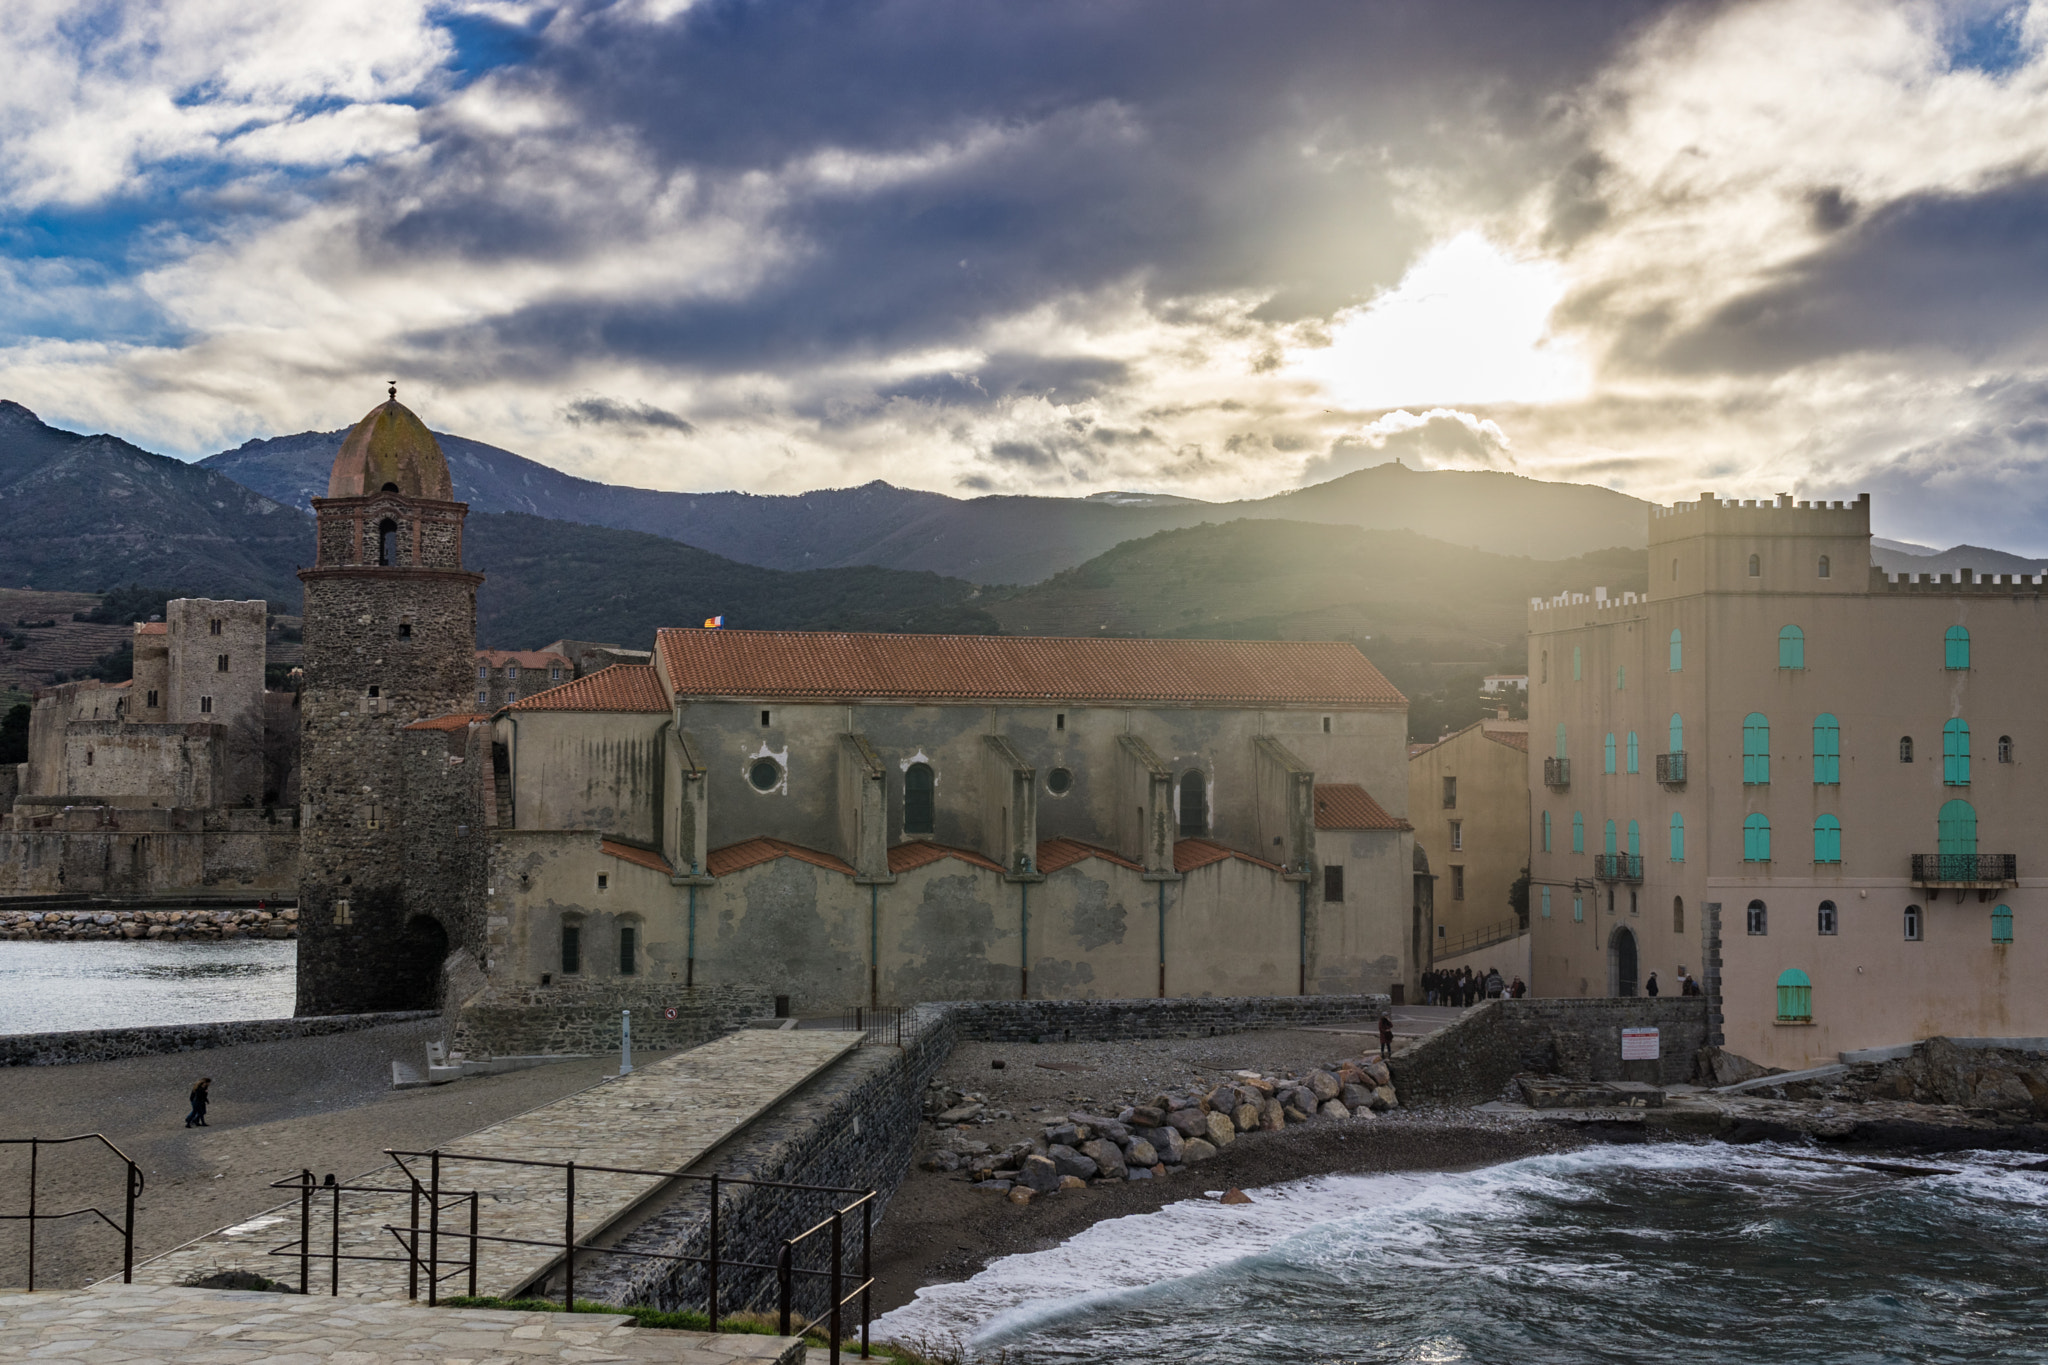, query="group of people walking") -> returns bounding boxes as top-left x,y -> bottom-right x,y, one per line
1423,965 -> 1524,1006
